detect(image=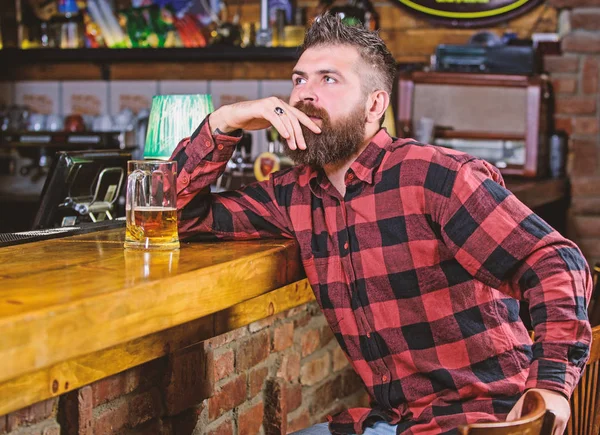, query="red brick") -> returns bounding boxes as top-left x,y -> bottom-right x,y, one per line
571,10 -> 600,31
554,116 -> 574,135
164,343 -> 213,416
249,312 -> 285,333
208,374 -> 247,420
237,331 -> 270,371
563,32 -> 600,54
41,421 -> 61,435
93,388 -> 162,434
332,345 -> 350,372
571,176 -> 600,196
91,366 -> 142,407
239,400 -> 264,435
309,375 -> 343,416
205,327 -> 247,349
574,117 -> 600,135
276,353 -> 301,382
62,386 -> 93,435
5,399 -> 58,431
582,57 -> 600,94
579,238 -> 600,259
341,368 -> 365,397
264,379 -> 286,435
572,215 -> 600,238
286,305 -> 308,318
273,322 -> 294,351
551,76 -> 577,94
569,139 -> 599,175
168,407 -> 200,435
294,311 -> 312,328
544,56 -> 580,74
320,325 -> 334,345
214,348 -> 235,382
284,383 -> 303,413
249,366 -> 269,398
287,409 -> 311,433
550,0 -> 600,7
555,96 -> 597,115
301,329 -> 320,357
205,417 -> 234,435
10,420 -> 62,435
300,352 -> 331,386
572,197 -> 600,214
